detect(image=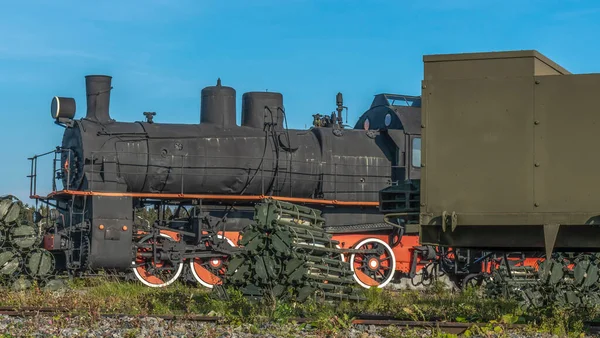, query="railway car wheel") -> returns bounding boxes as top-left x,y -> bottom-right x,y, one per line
350,238 -> 396,288
190,234 -> 235,288
133,233 -> 184,288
